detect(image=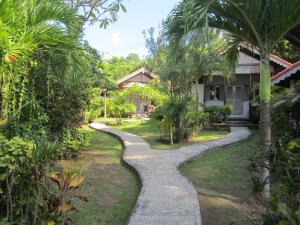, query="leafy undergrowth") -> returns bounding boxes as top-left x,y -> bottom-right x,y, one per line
96,118 -> 228,150
60,126 -> 140,225
181,130 -> 260,225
